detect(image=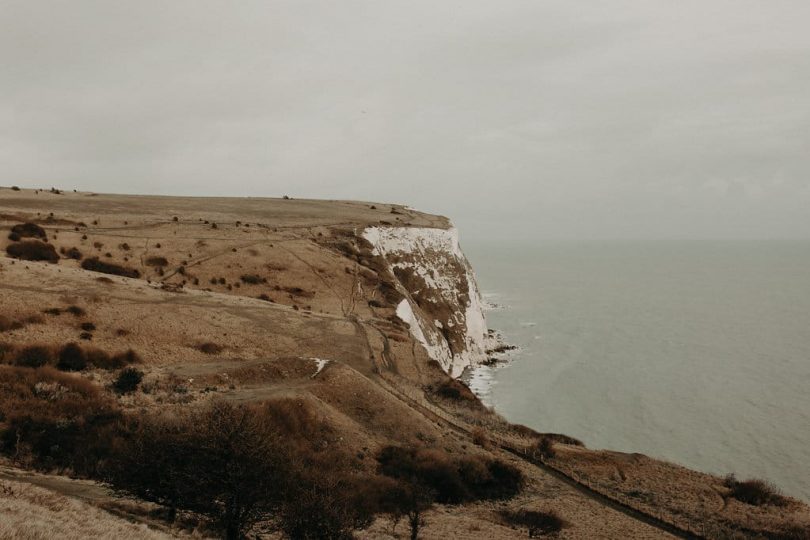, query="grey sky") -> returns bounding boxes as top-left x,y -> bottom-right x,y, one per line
2,1 -> 809,240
